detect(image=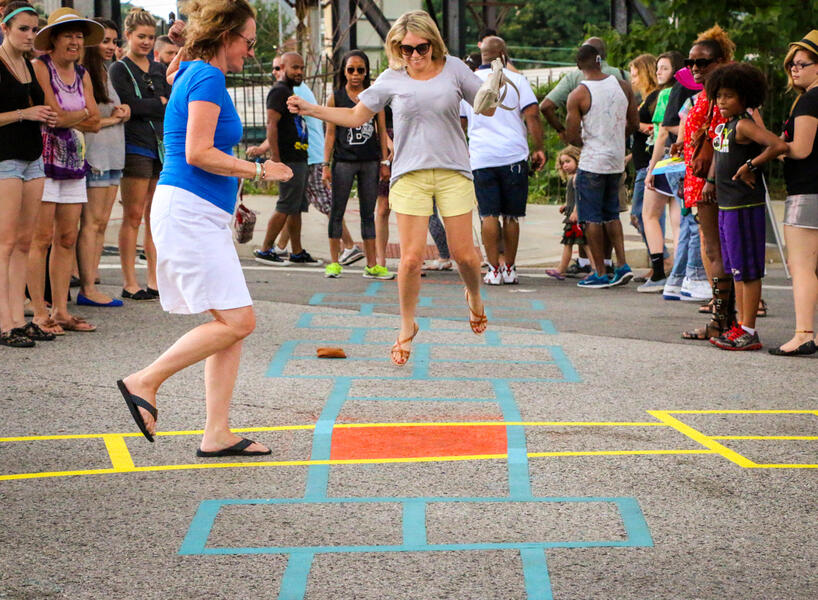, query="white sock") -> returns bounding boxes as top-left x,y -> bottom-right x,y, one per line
578,258 -> 590,267
742,325 -> 756,335
604,259 -> 613,267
